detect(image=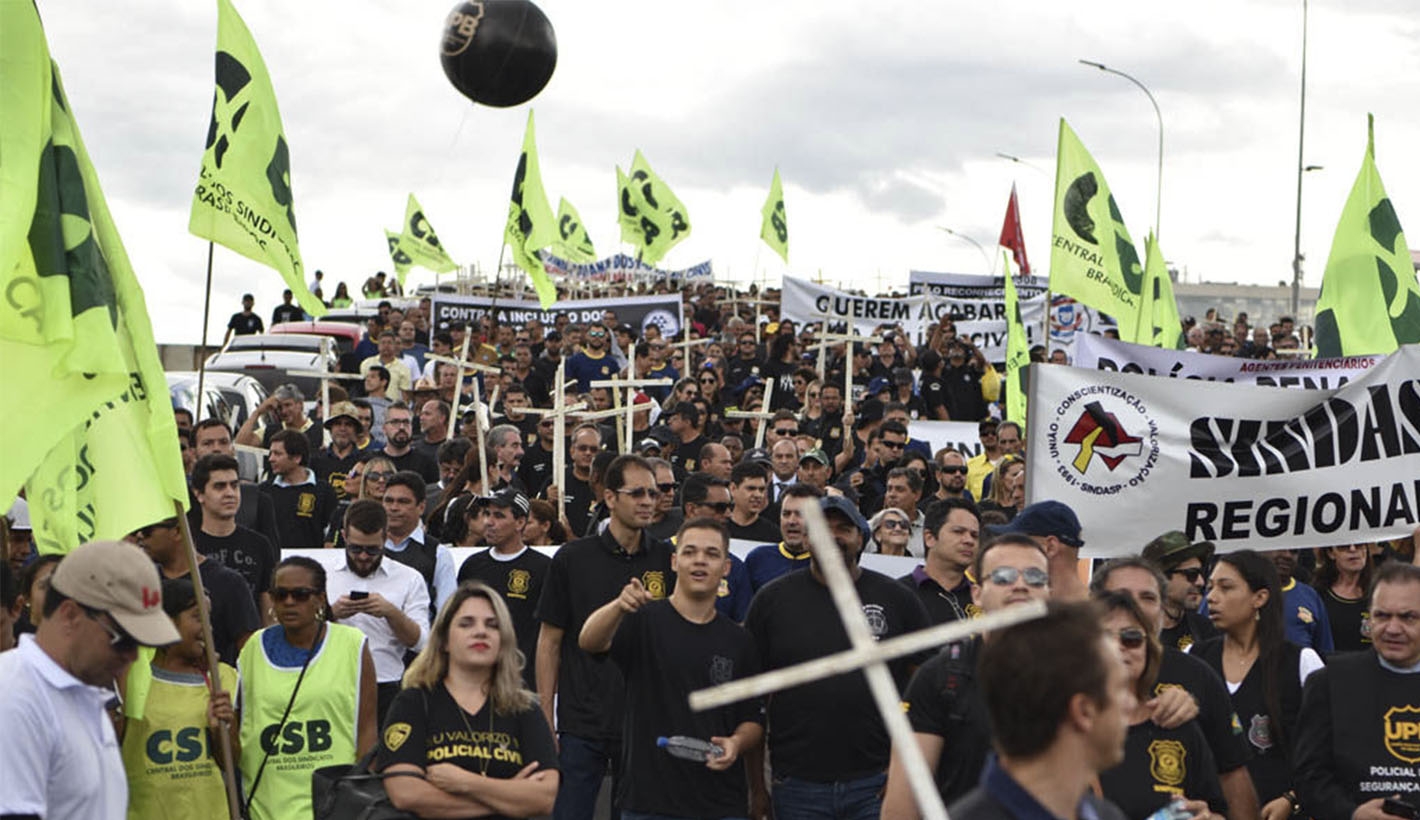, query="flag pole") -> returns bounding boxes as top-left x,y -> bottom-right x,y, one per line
195,242 -> 215,421
172,500 -> 242,820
